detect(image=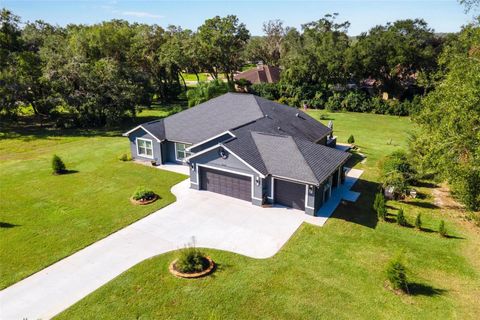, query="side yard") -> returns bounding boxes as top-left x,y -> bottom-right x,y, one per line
0,124 -> 186,289
56,111 -> 480,319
